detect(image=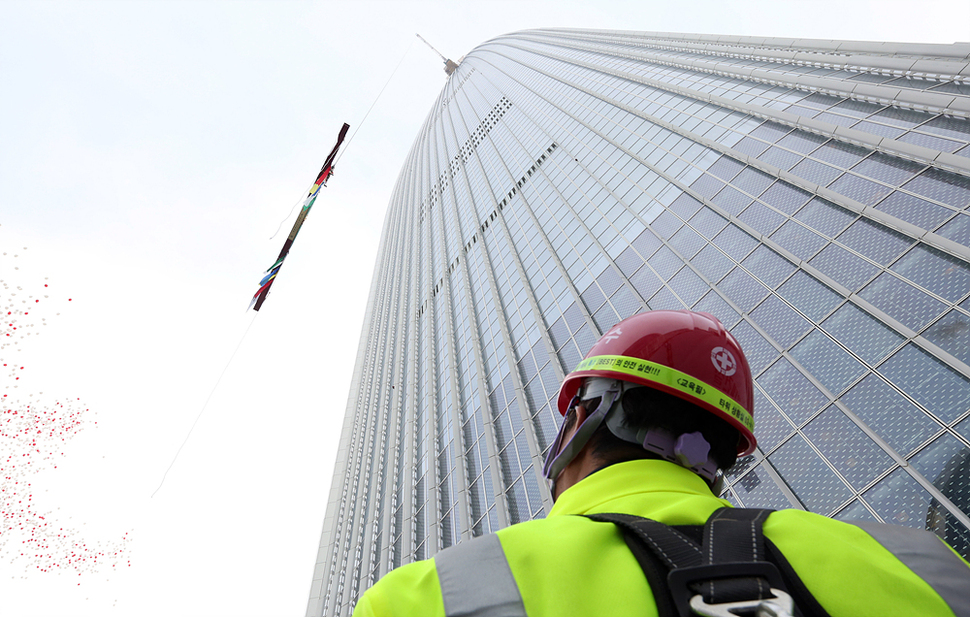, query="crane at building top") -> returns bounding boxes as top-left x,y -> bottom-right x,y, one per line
416,33 -> 460,76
